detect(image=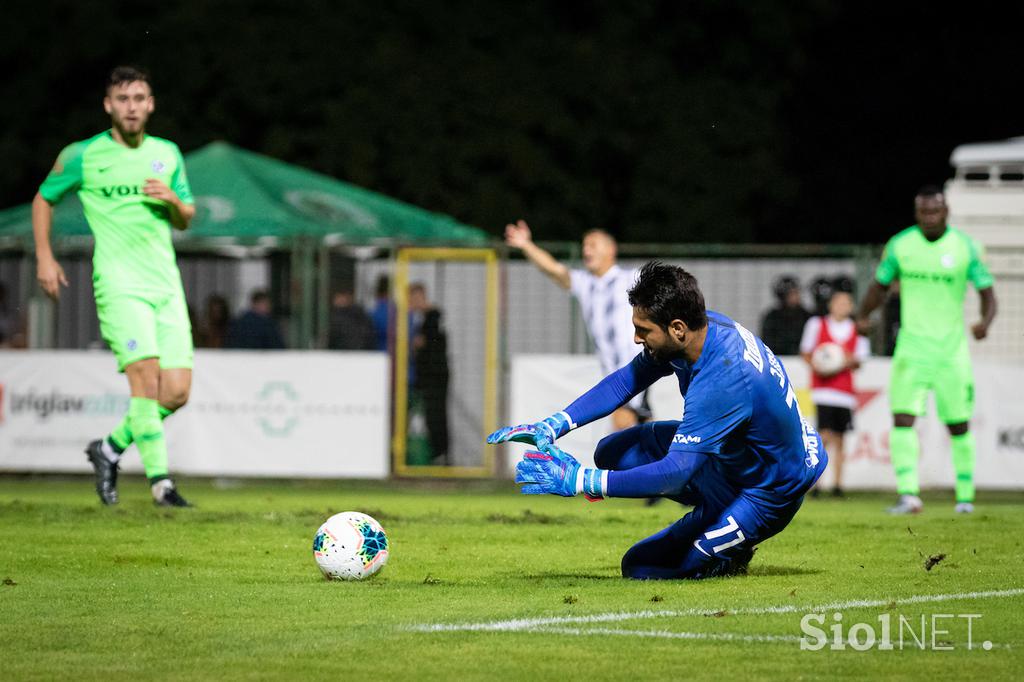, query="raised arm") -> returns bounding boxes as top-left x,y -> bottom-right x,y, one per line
505,219 -> 571,289
32,192 -> 68,300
